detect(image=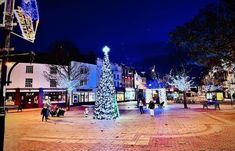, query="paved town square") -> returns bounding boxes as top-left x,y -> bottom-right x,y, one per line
4,102 -> 235,151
